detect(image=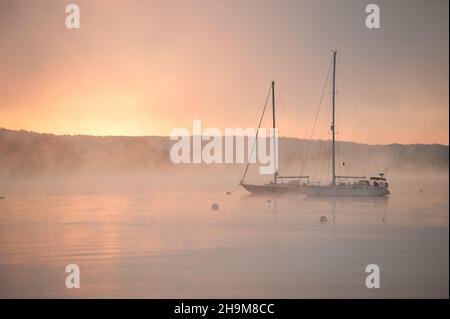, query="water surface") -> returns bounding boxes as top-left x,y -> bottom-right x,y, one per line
0,177 -> 448,298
